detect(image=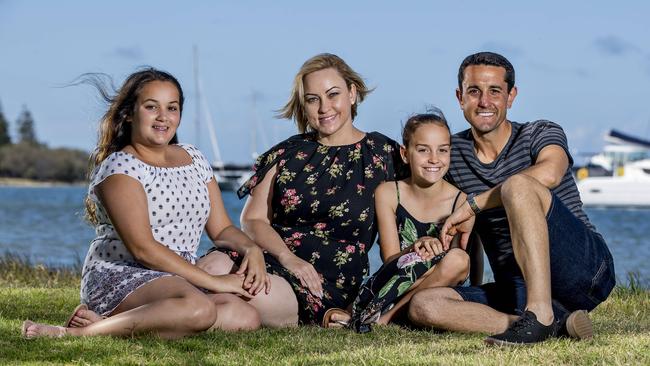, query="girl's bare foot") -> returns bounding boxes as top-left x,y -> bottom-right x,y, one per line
65,304 -> 104,328
22,320 -> 67,339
